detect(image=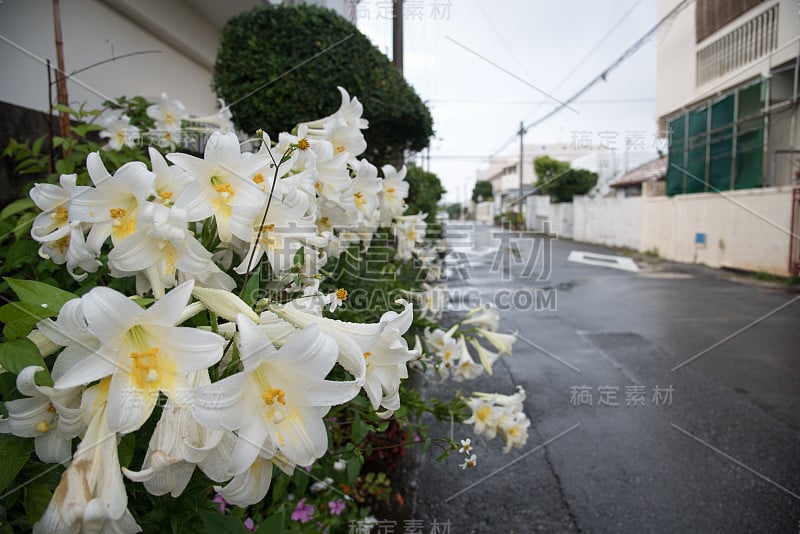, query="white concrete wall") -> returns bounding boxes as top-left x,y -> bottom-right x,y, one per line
0,0 -> 225,115
549,202 -> 574,239
524,195 -> 574,238
640,186 -> 795,275
474,201 -> 494,224
574,195 -> 642,250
